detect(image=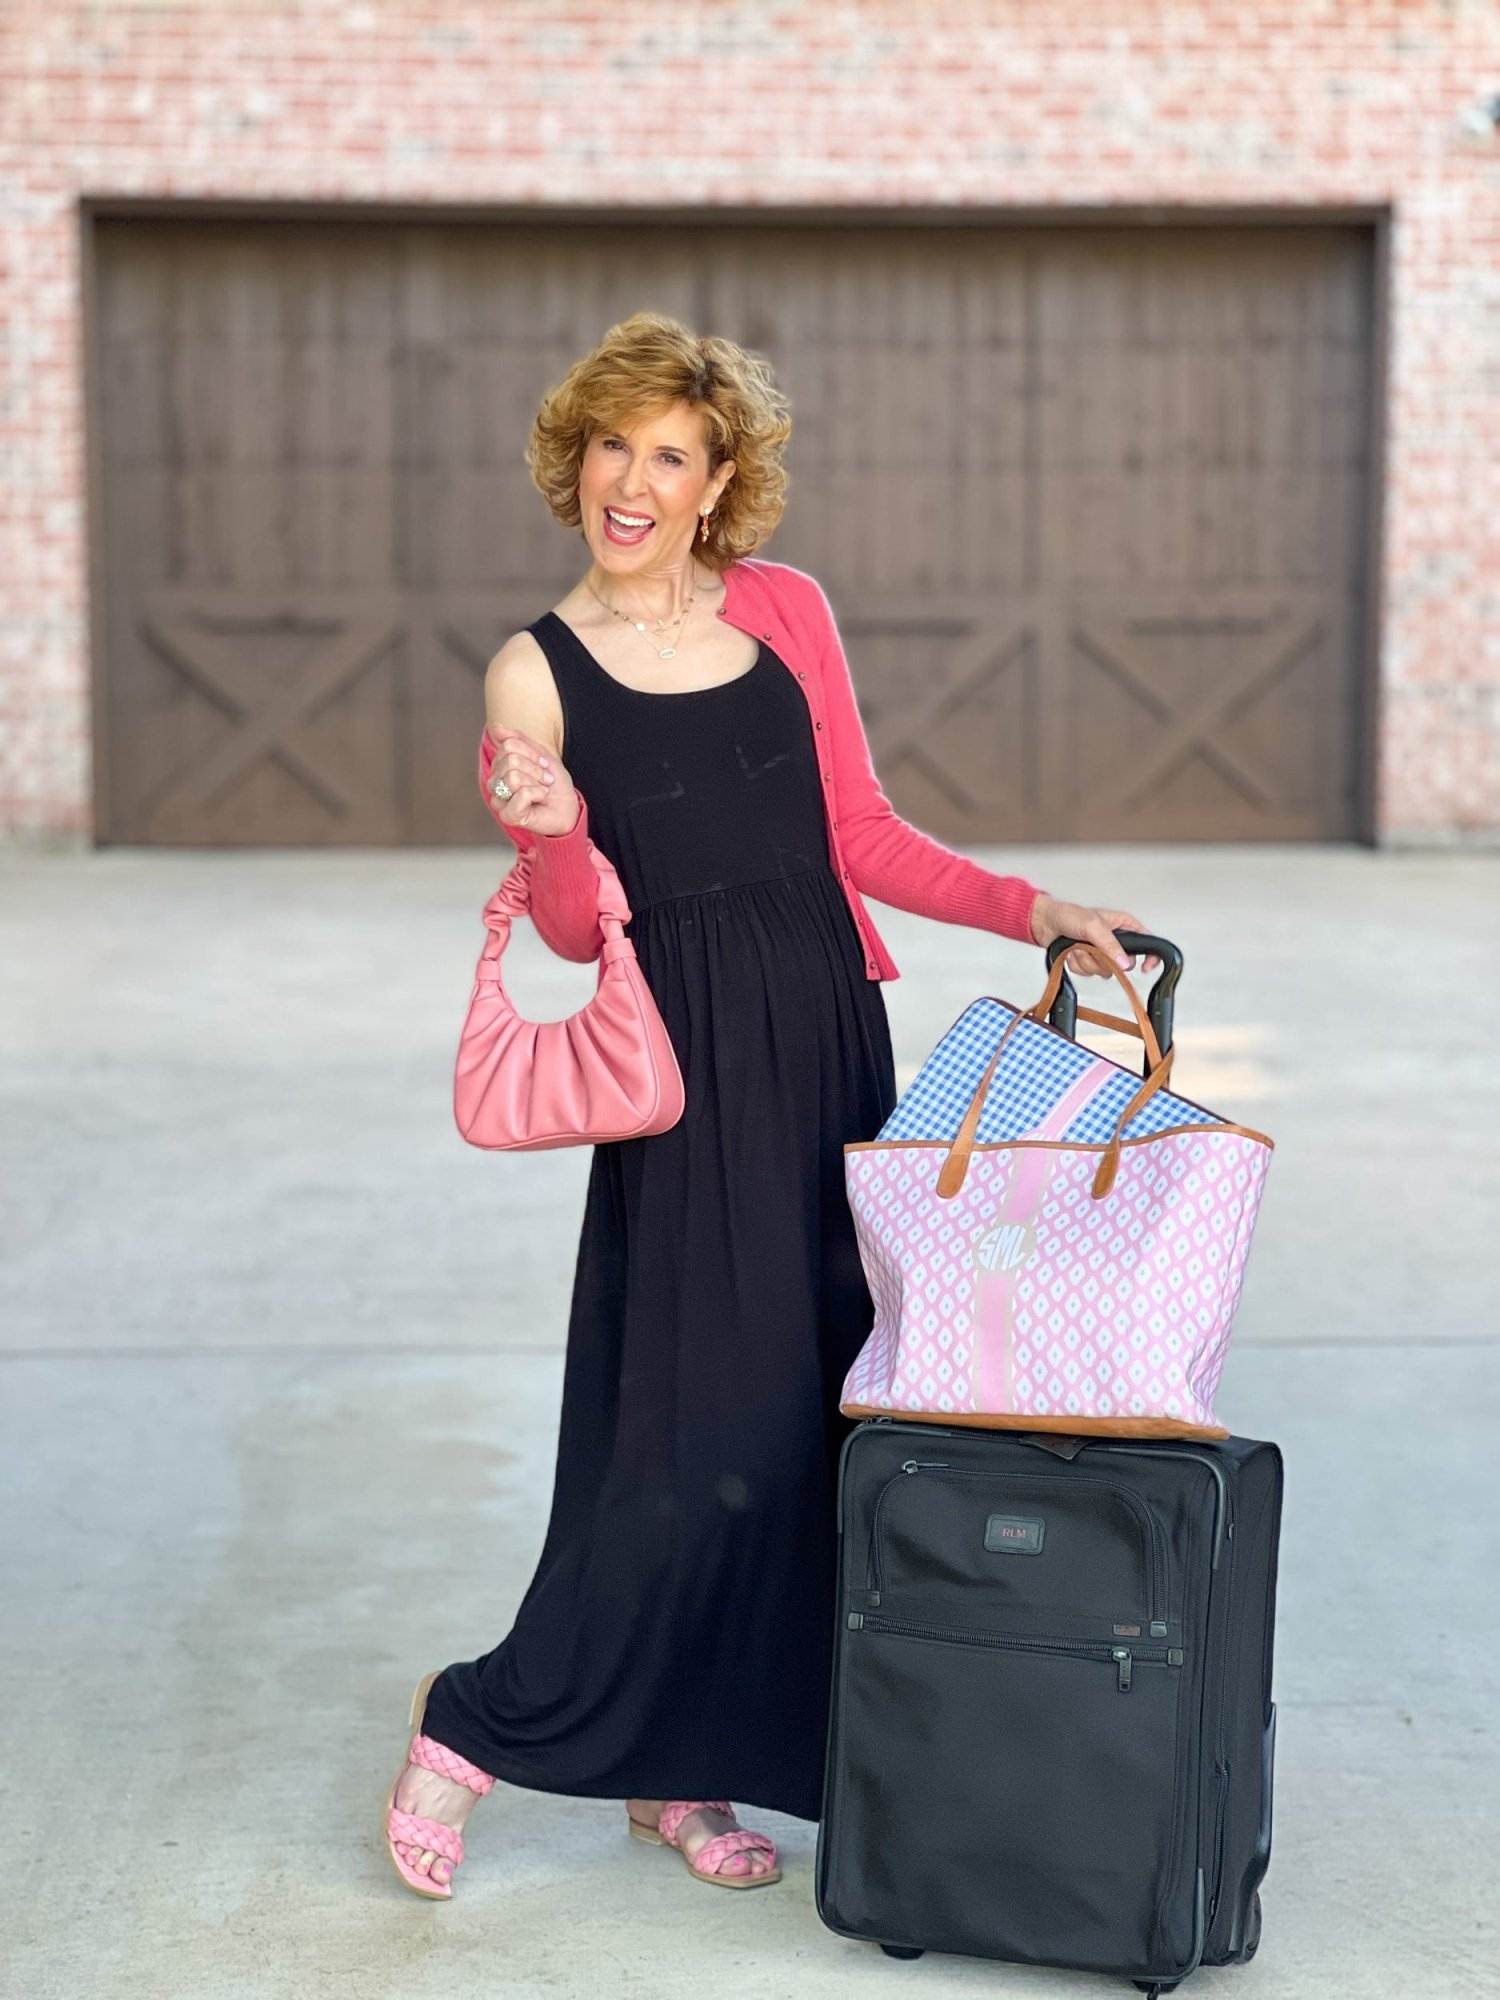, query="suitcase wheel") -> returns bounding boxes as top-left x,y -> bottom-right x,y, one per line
1239,1890 -> 1263,1963
1133,1986 -> 1180,1997
879,1945 -> 926,1961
